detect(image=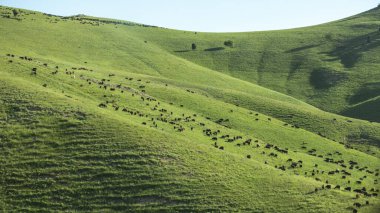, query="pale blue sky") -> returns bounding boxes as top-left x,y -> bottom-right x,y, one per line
0,0 -> 378,32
